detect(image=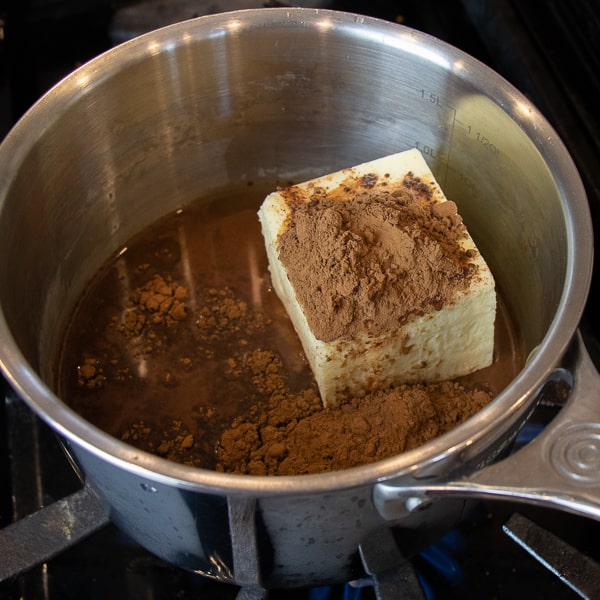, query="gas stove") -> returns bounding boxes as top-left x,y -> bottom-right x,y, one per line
1,1 -> 600,598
